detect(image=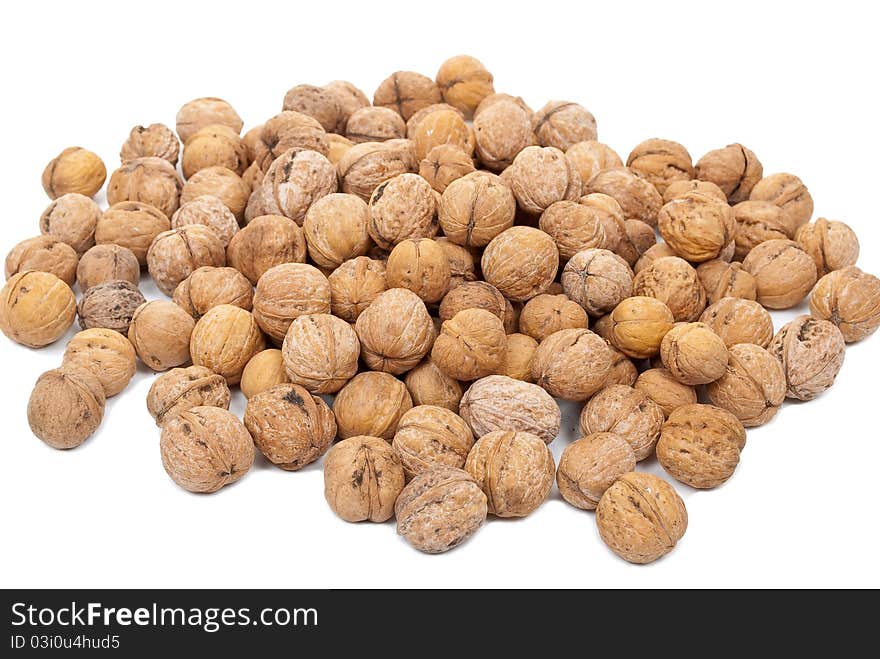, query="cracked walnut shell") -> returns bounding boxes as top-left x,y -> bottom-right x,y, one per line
27,368 -> 105,450
5,236 -> 78,286
42,147 -> 106,200
392,405 -> 474,478
432,308 -> 506,381
742,239 -> 817,309
333,371 -> 412,440
281,313 -> 359,394
127,300 -> 195,371
809,267 -> 880,342
62,328 -> 136,397
660,322 -> 729,385
795,218 -> 859,277
769,315 -> 845,401
557,432 -> 636,510
146,365 -> 230,426
481,226 -> 559,302
252,263 -> 330,345
579,385 -> 665,461
324,436 -> 405,523
707,343 -> 786,427
354,287 -> 435,374
0,271 -> 75,347
633,256 -> 707,322
626,138 -> 694,194
190,305 -> 265,385
532,328 -> 612,401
